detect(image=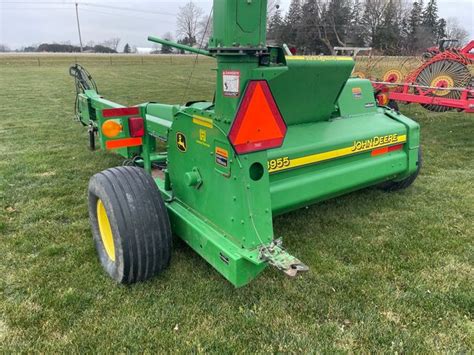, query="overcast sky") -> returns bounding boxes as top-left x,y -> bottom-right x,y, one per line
0,0 -> 473,50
